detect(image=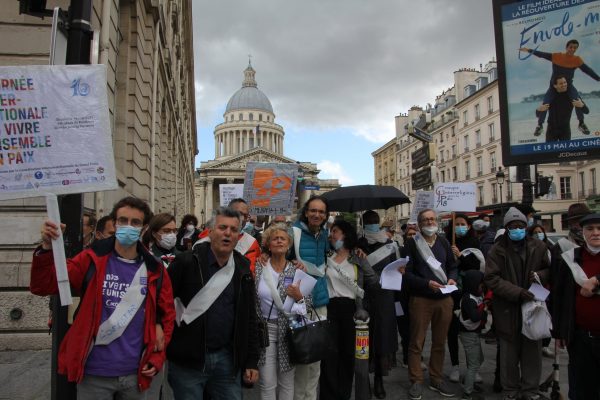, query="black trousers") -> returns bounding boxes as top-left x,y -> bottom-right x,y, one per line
569,329 -> 600,400
320,297 -> 356,400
